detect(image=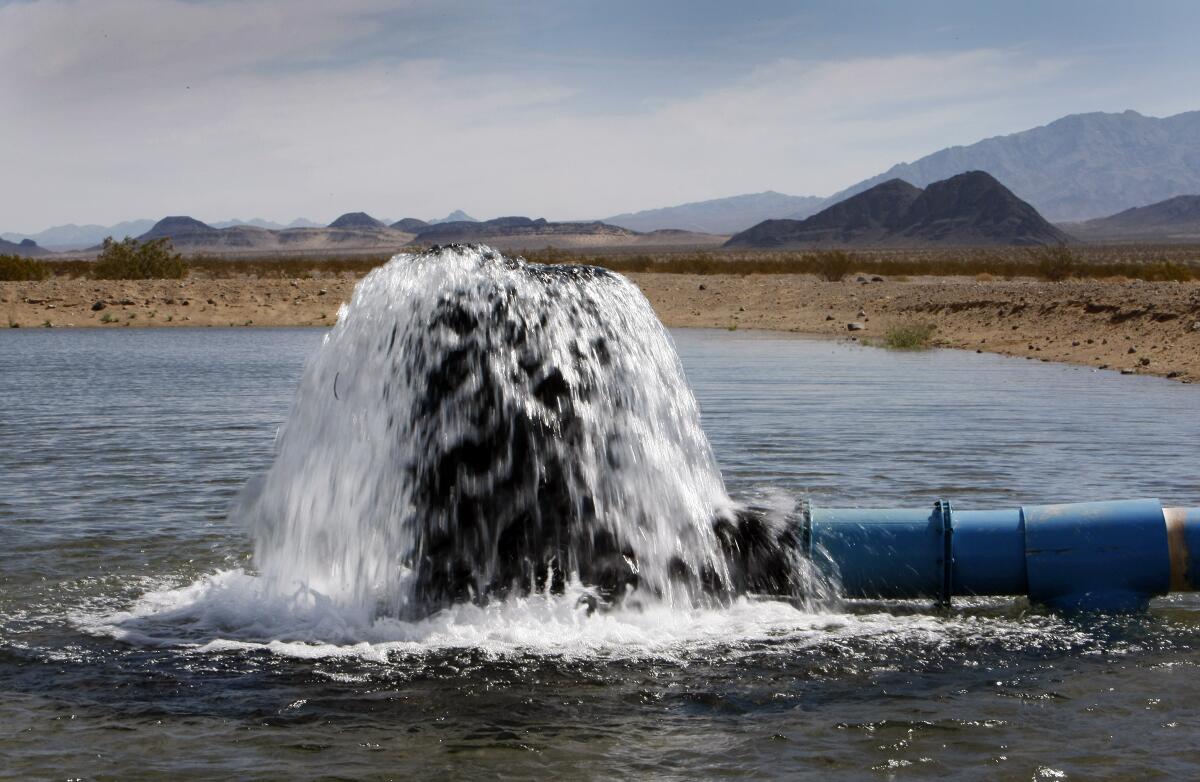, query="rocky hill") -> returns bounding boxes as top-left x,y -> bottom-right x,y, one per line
139,216 -> 219,243
132,216 -> 416,254
1065,195 -> 1200,242
828,110 -> 1200,221
328,212 -> 385,229
390,218 -> 429,232
727,172 -> 1071,248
